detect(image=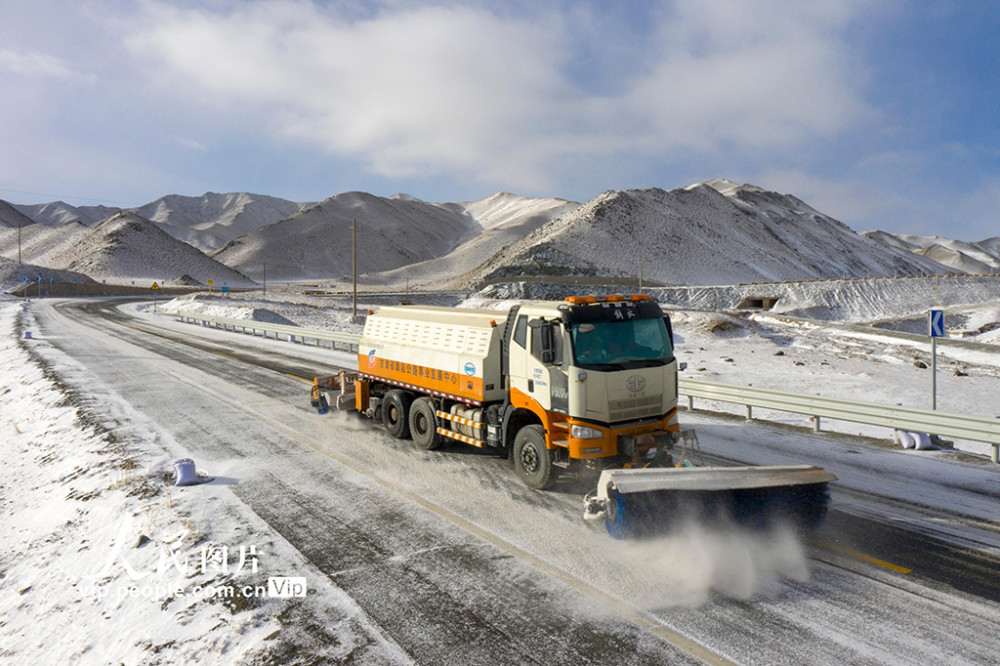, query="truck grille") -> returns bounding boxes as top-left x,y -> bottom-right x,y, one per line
608,395 -> 662,422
